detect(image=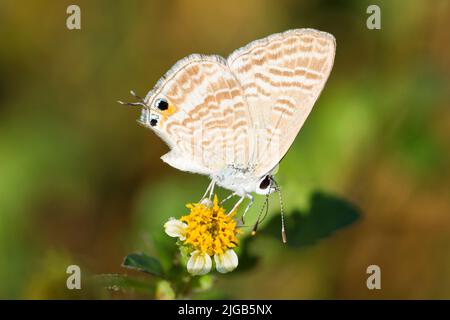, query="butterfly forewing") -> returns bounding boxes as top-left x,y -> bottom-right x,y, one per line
227,29 -> 336,176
